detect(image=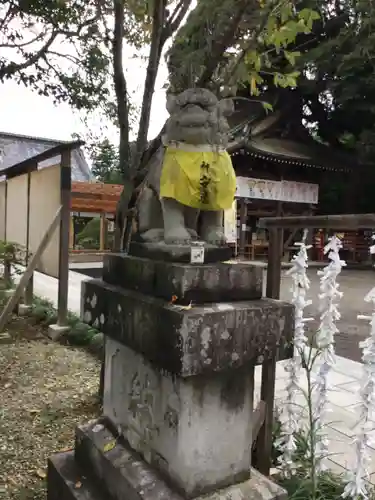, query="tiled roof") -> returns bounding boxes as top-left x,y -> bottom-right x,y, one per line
0,131 -> 92,181
227,95 -> 358,173
71,181 -> 122,213
245,137 -> 354,172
